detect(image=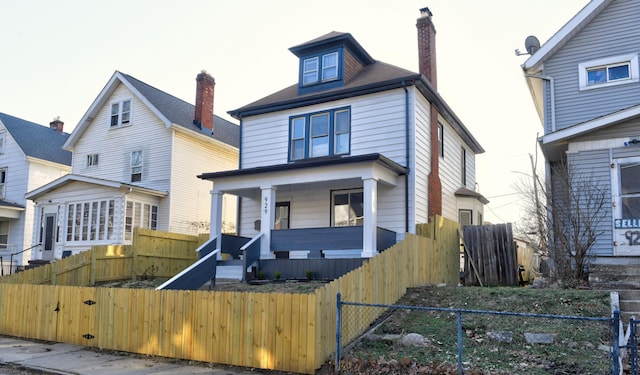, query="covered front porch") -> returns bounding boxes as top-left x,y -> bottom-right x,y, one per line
199,154 -> 408,261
